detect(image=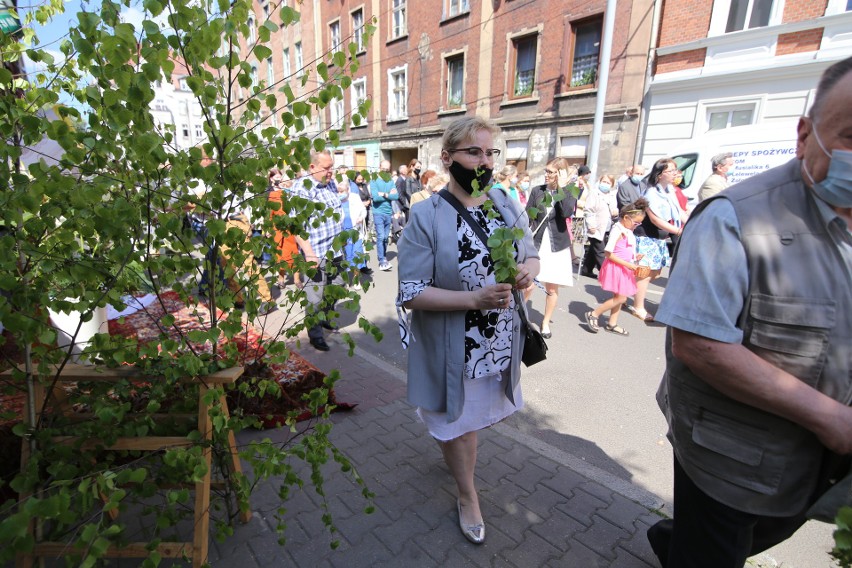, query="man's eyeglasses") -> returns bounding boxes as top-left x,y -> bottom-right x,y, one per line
447,147 -> 501,158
